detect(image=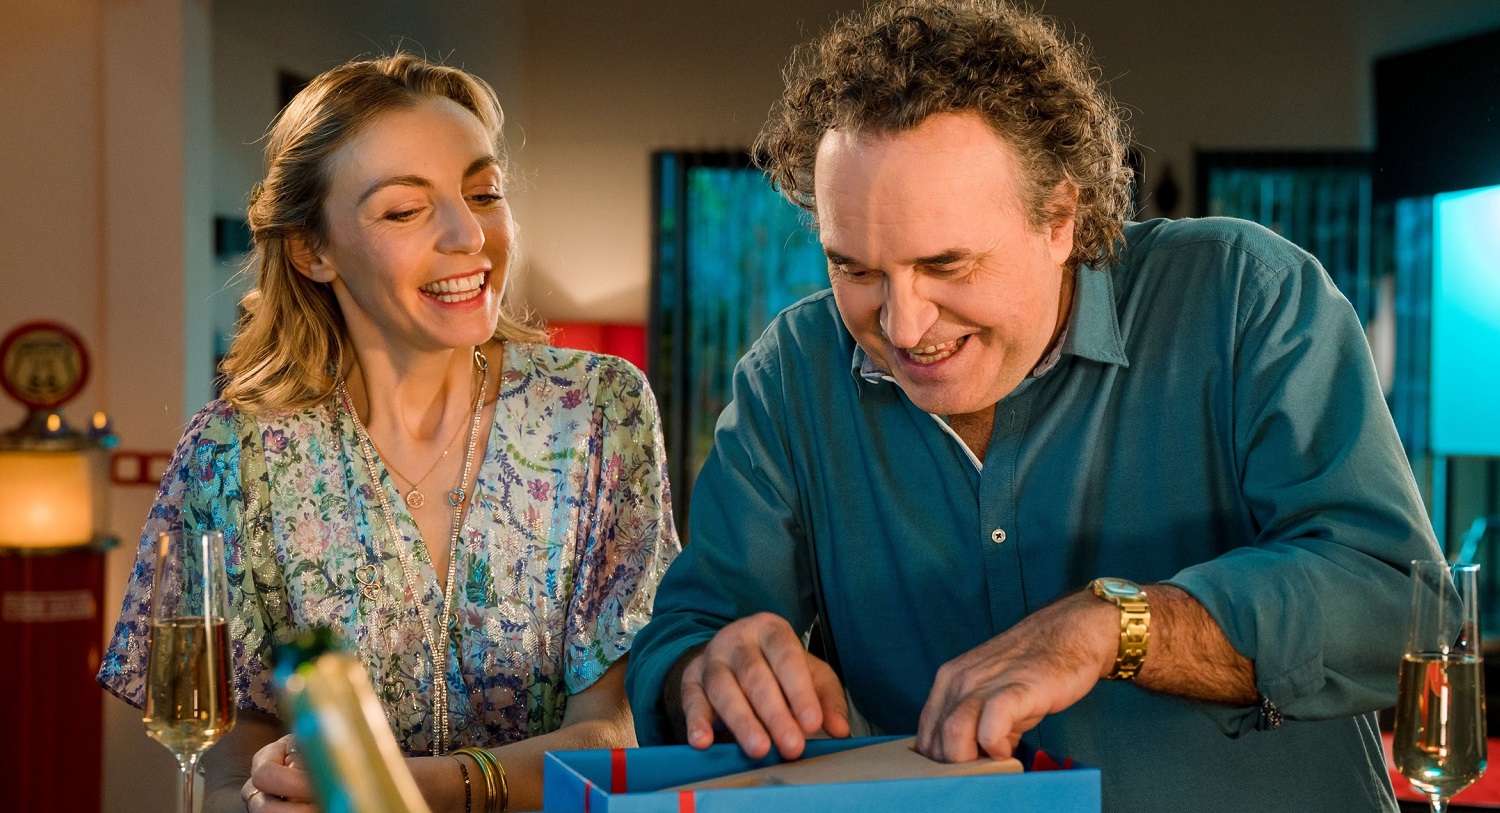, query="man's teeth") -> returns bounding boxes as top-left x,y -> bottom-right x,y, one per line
421,271 -> 486,302
906,336 -> 965,363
